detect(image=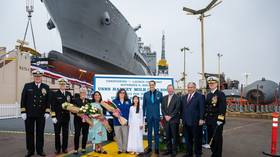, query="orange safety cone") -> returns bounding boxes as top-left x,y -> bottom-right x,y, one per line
263,112 -> 280,157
